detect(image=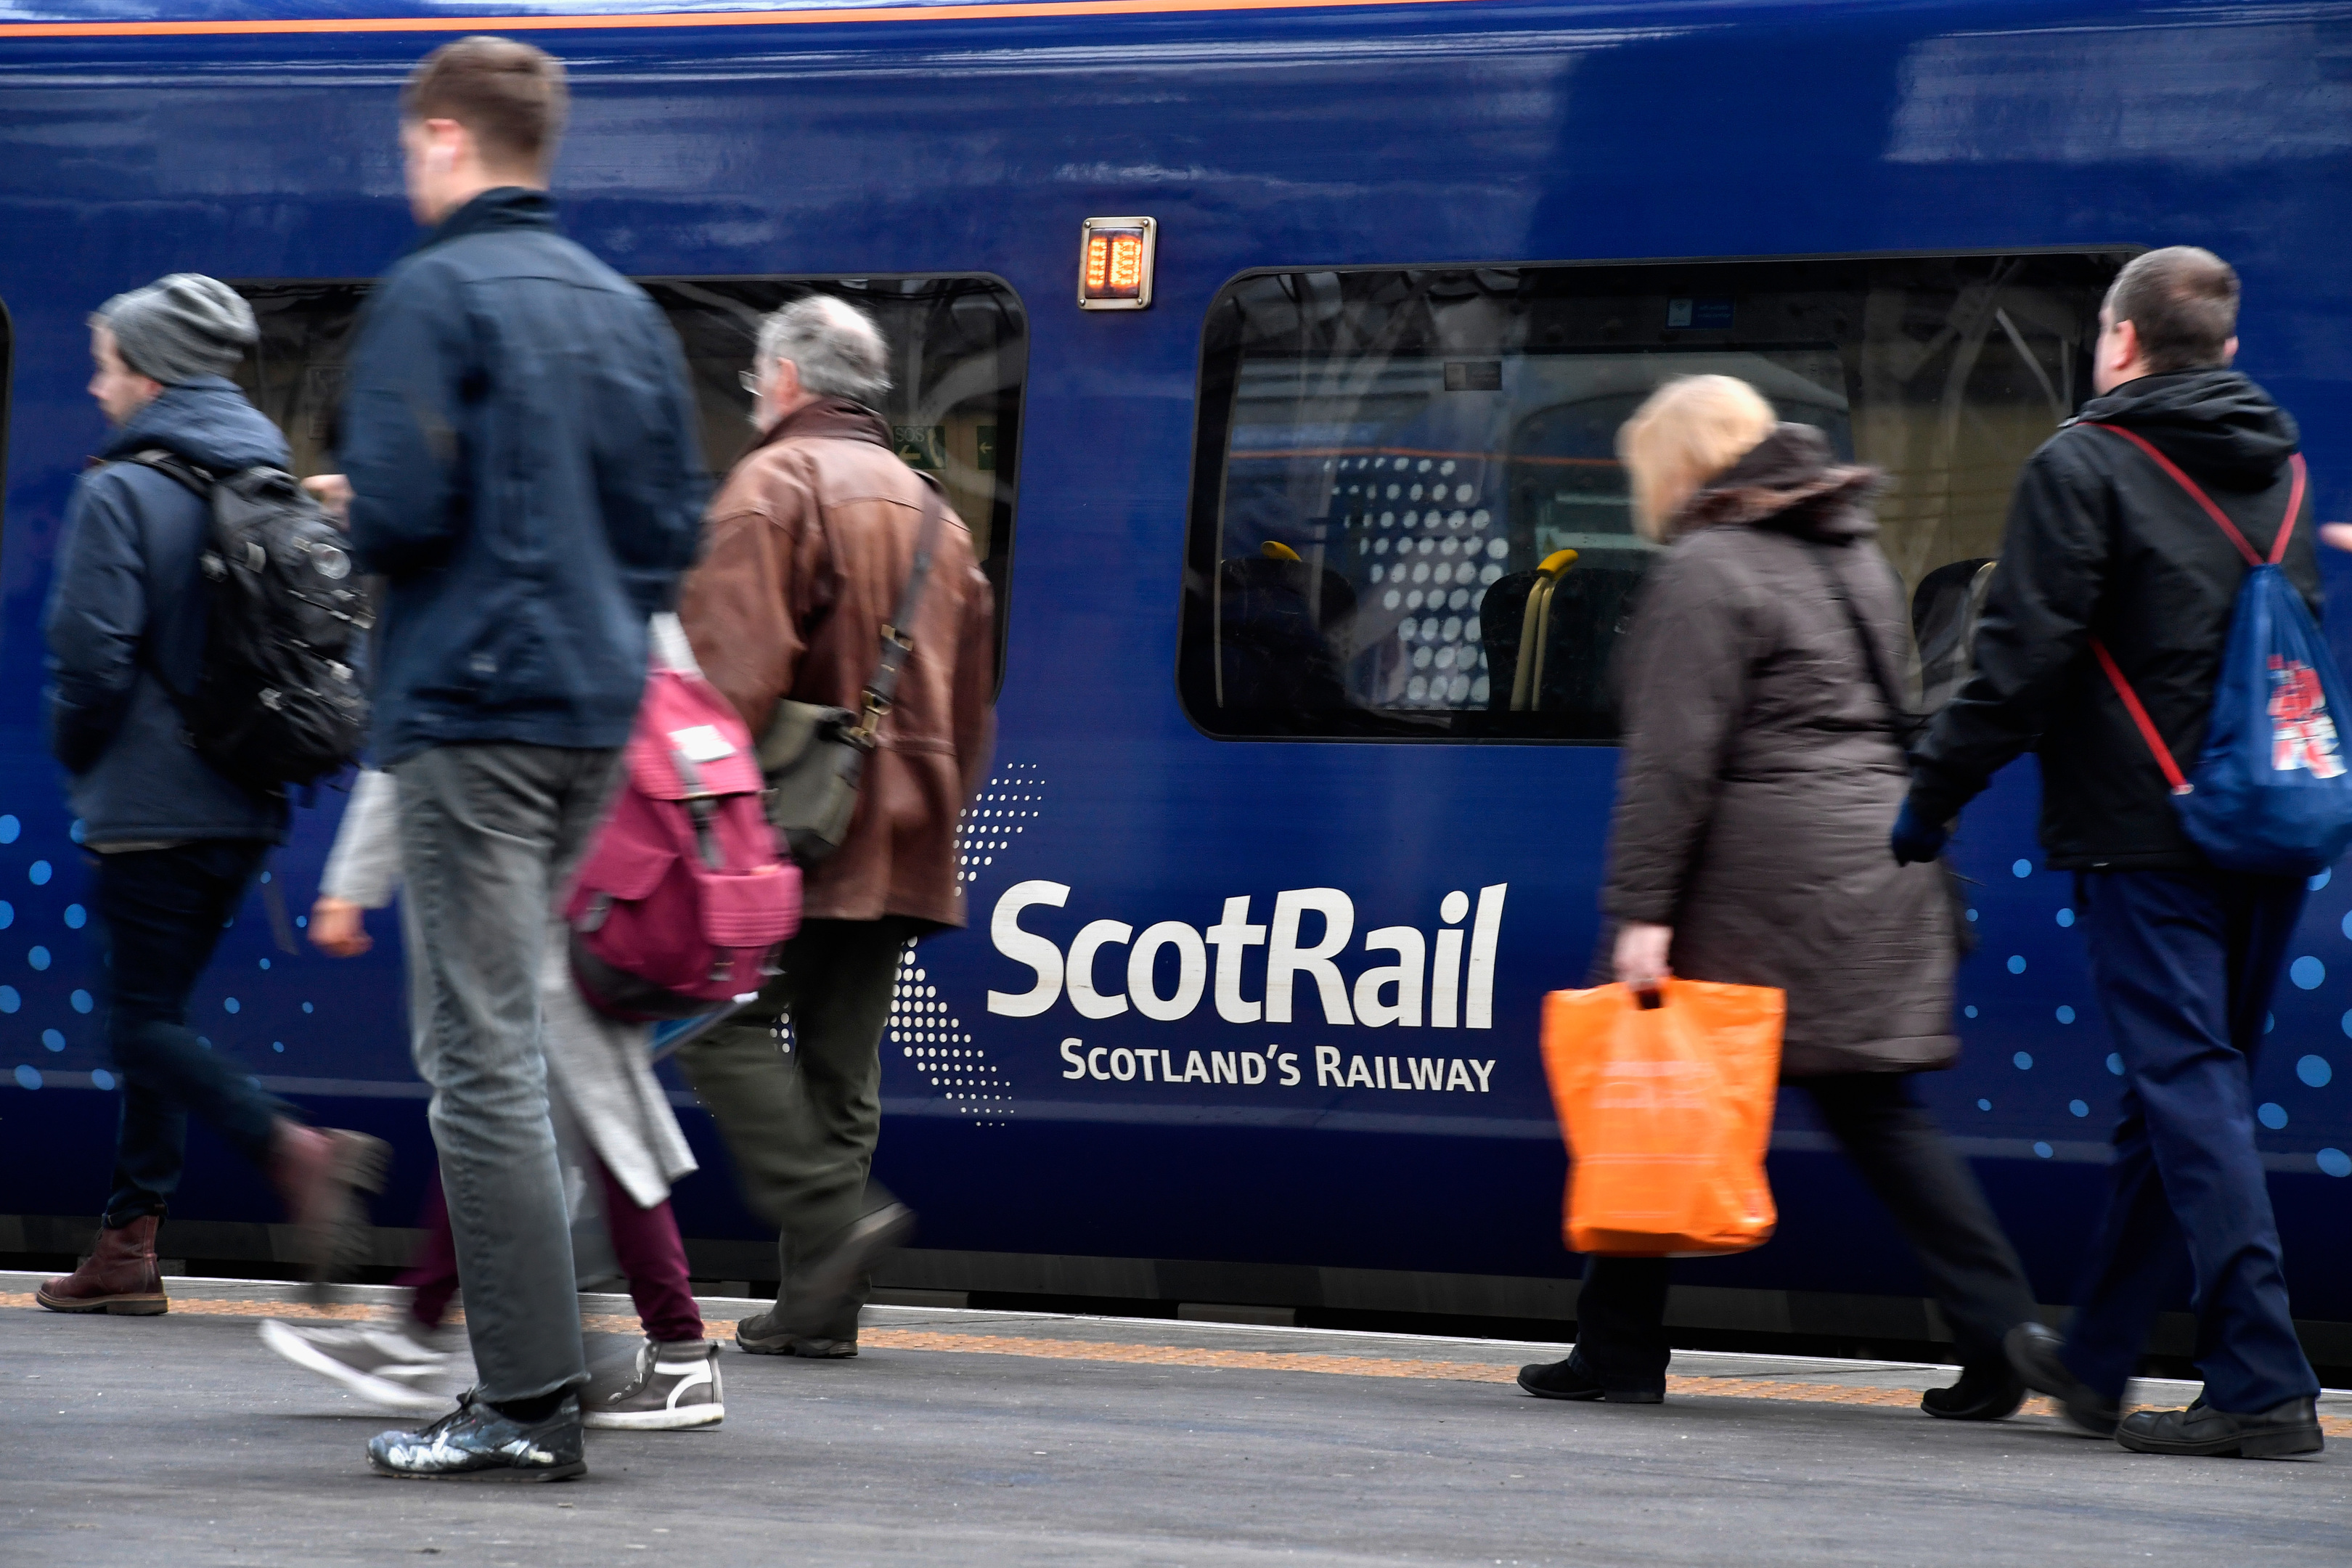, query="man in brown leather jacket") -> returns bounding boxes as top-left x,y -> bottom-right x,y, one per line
676,295 -> 995,1357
